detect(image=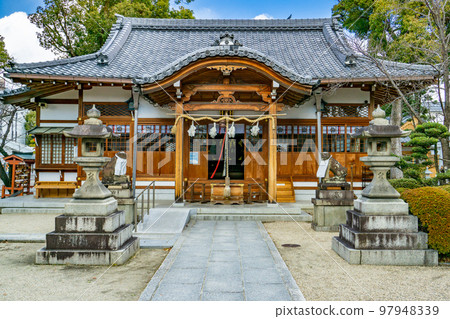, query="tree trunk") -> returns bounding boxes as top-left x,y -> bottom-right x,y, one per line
390,99 -> 403,179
